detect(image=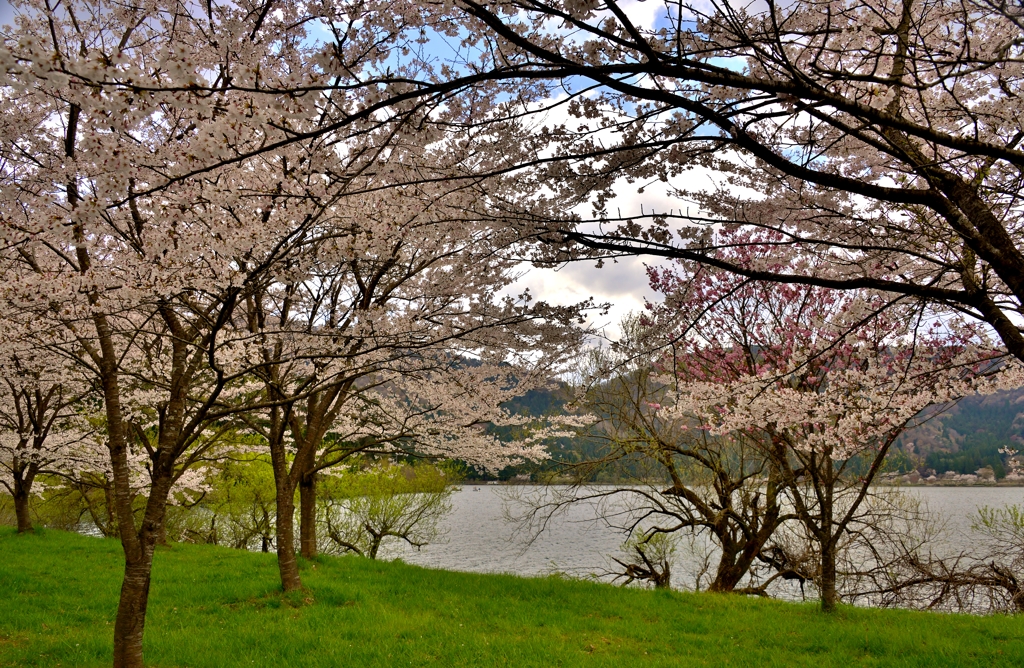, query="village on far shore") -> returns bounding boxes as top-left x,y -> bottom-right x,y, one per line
880,458 -> 1024,486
